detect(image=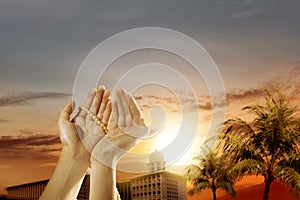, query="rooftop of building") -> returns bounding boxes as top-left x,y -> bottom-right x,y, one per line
6,179 -> 49,190
149,150 -> 164,163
